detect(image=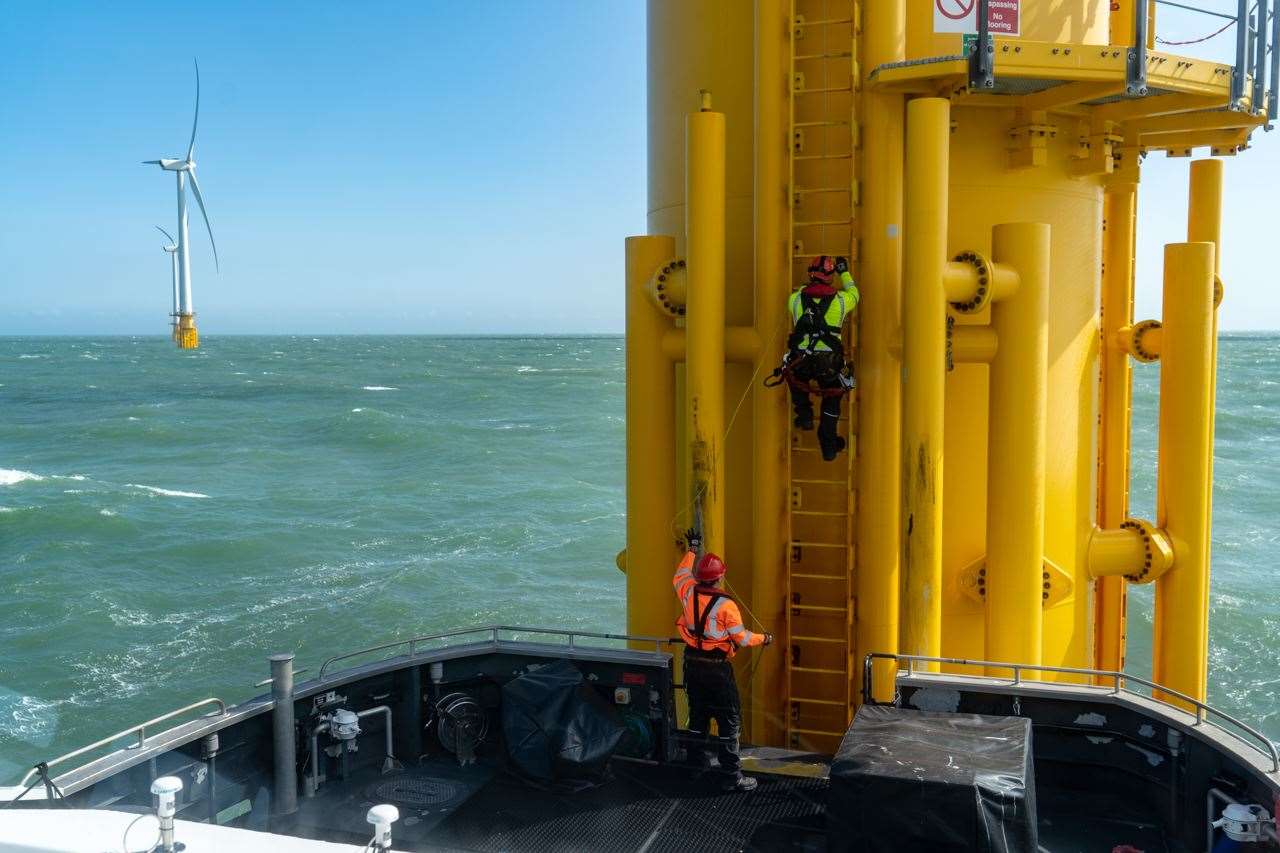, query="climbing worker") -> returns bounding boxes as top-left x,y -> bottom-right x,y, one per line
673,527 -> 772,793
778,255 -> 859,461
